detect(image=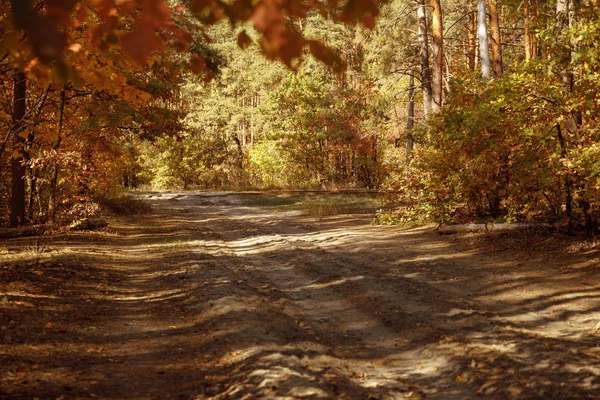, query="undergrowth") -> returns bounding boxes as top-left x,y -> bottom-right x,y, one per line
96,195 -> 152,215
237,192 -> 383,217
